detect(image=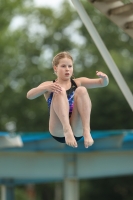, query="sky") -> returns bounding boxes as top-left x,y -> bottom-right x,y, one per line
34,0 -> 73,9
10,0 -> 74,30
